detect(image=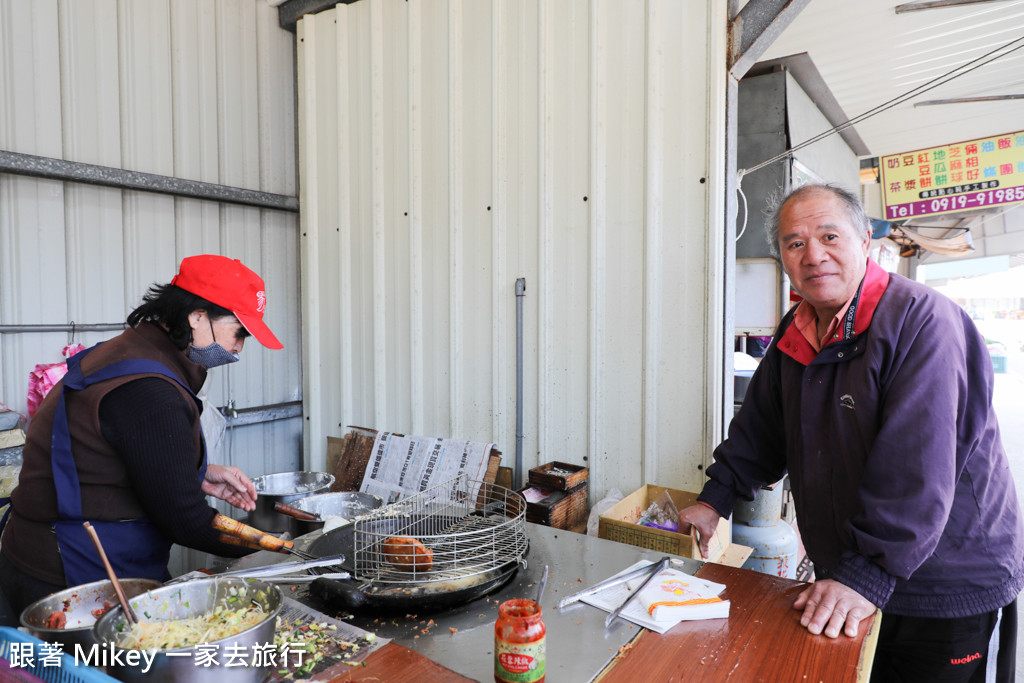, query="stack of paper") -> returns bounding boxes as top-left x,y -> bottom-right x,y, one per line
580,561 -> 729,634
627,566 -> 729,623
